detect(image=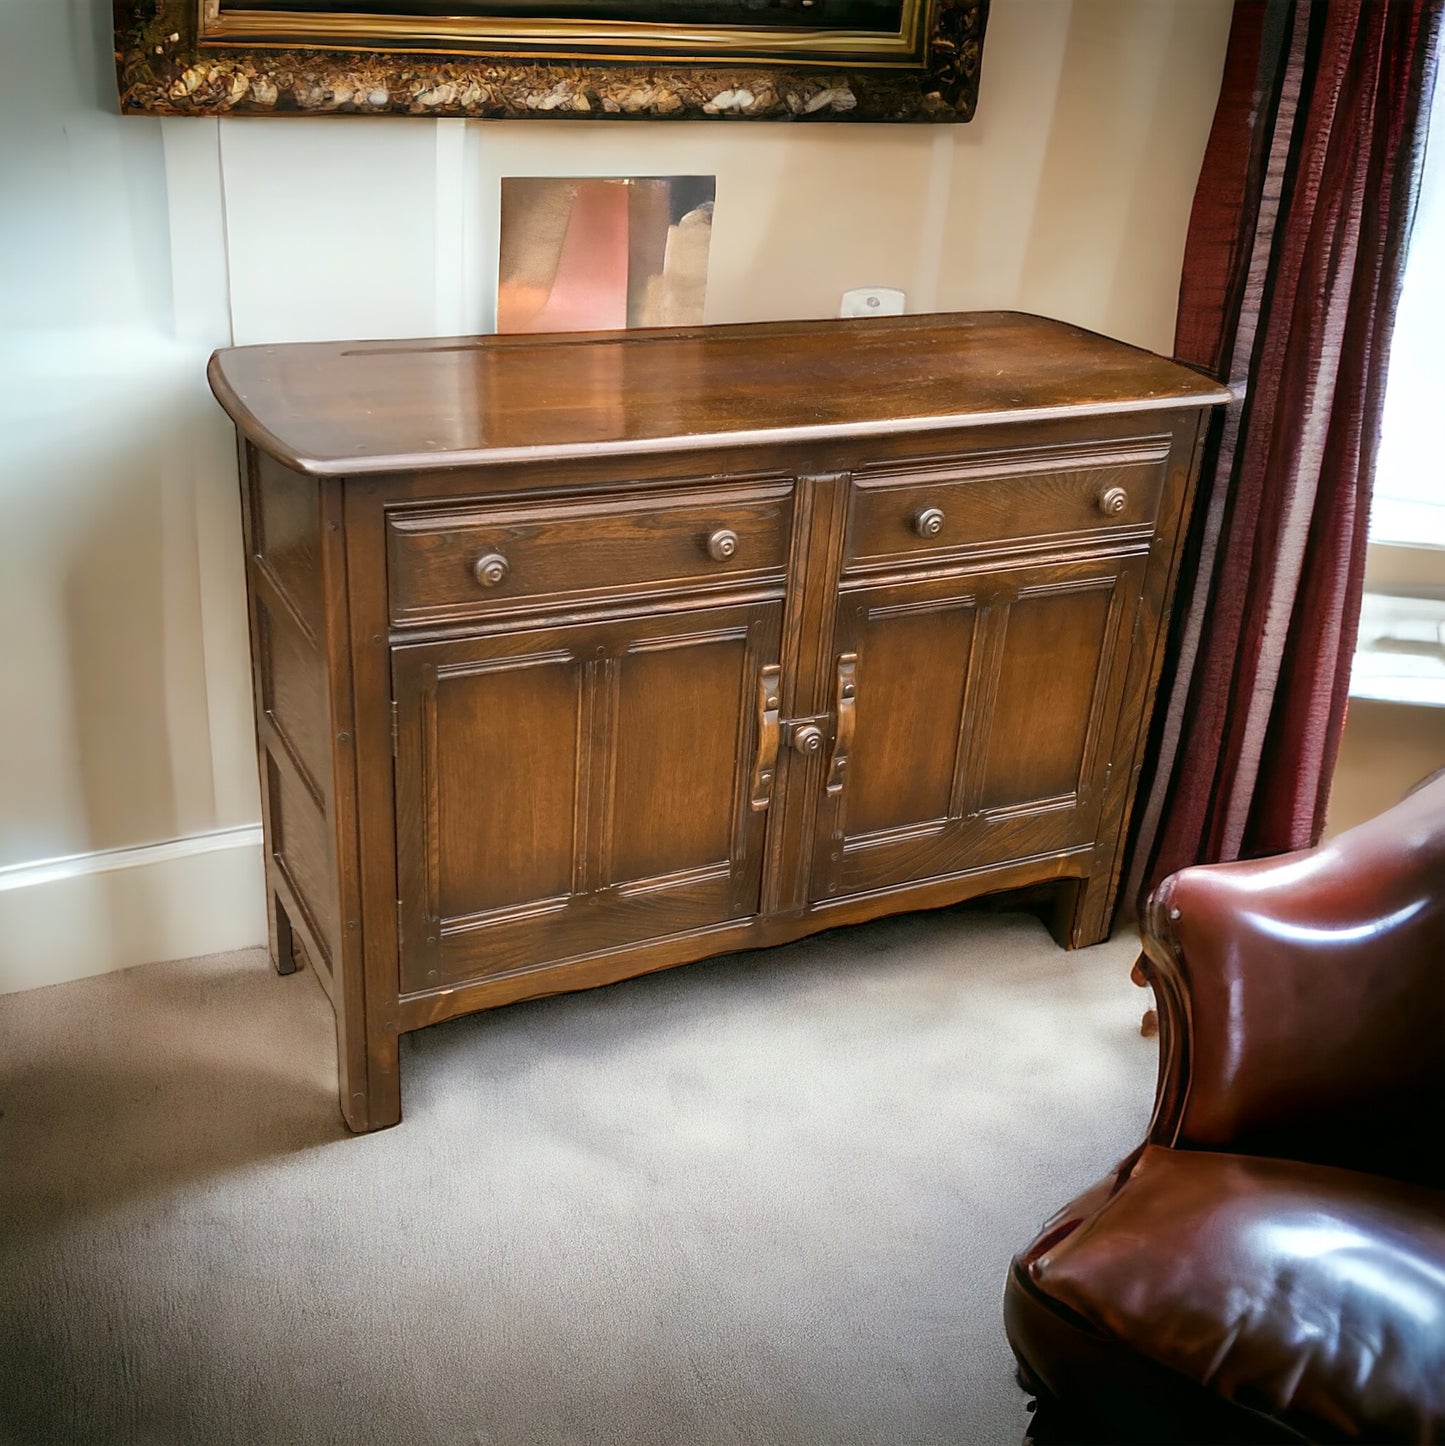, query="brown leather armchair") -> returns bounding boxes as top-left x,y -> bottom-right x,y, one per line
1005,775 -> 1445,1445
